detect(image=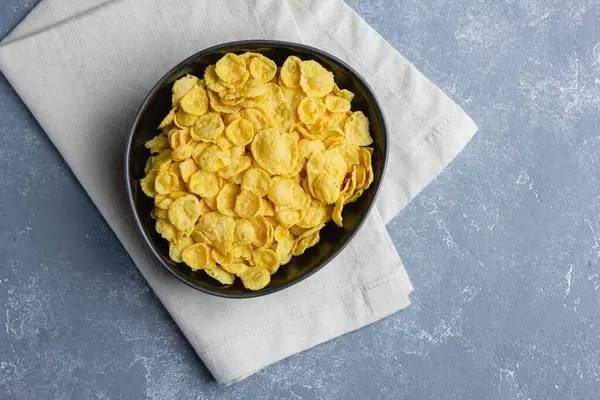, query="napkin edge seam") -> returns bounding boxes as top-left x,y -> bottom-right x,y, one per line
205,268 -> 412,385
199,261 -> 410,356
